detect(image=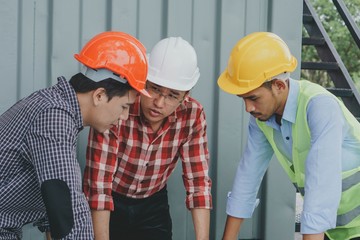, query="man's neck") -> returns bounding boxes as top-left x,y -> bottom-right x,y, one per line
275,114 -> 282,125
